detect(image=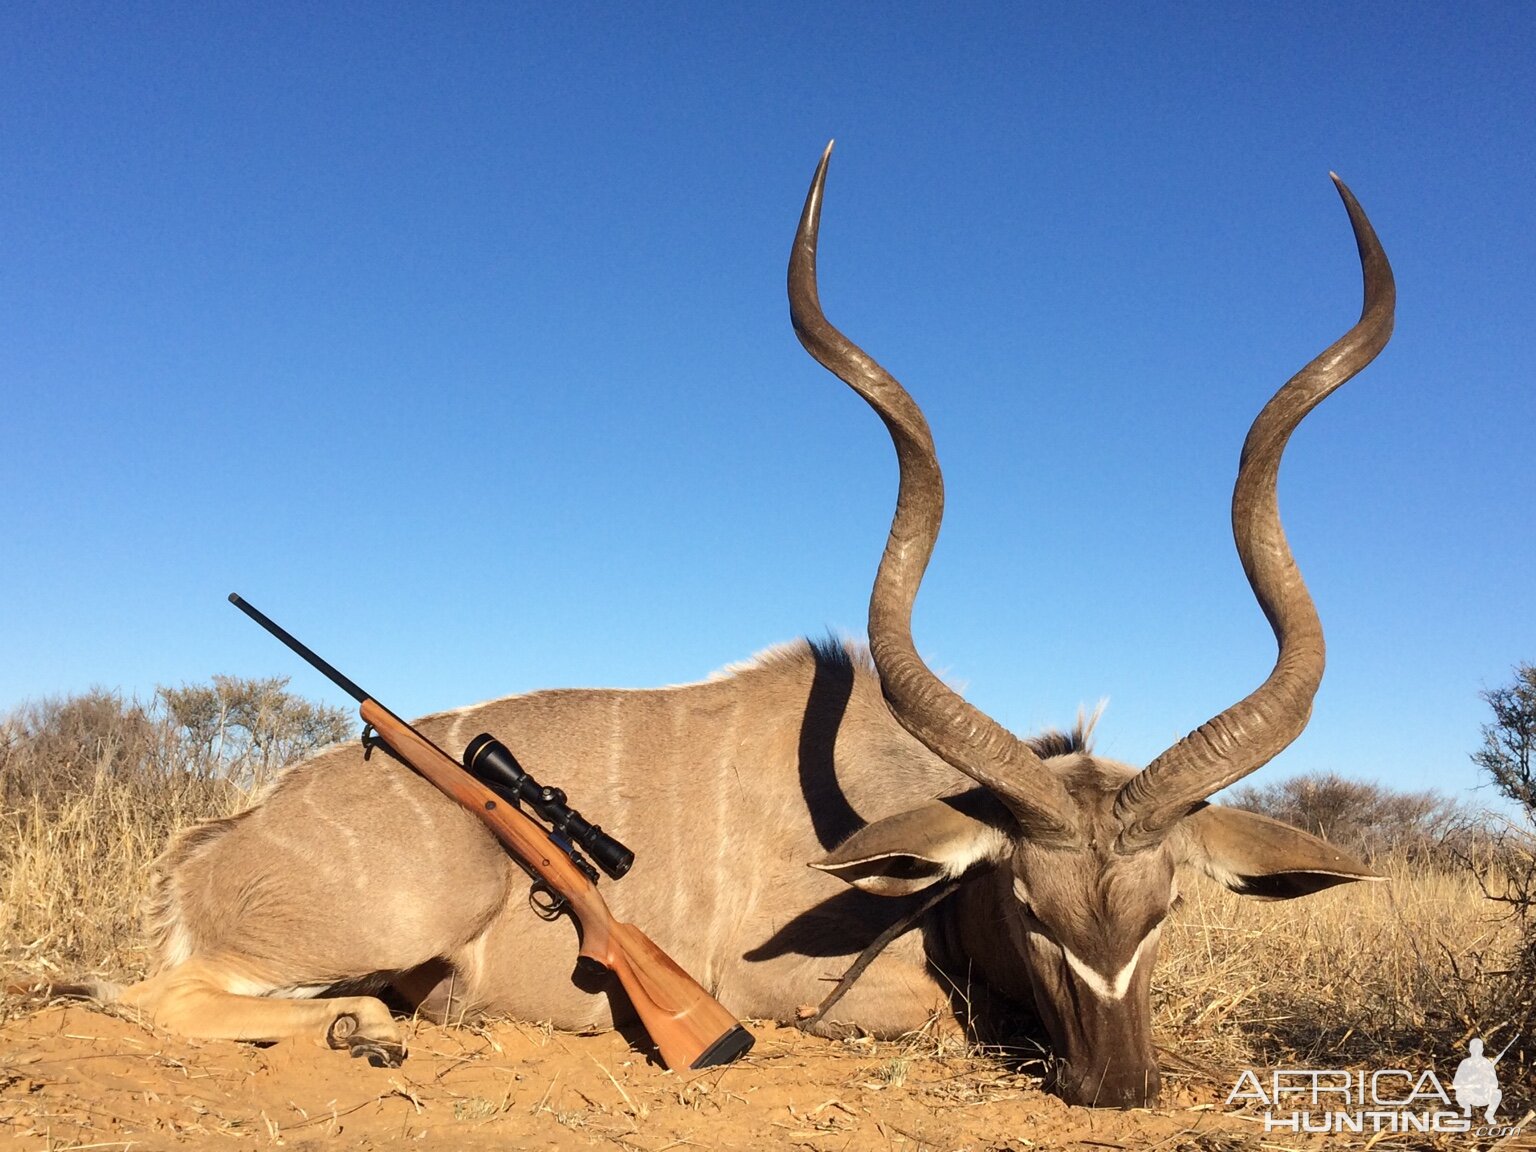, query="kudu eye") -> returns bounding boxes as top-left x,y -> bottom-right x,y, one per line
1010,877 -> 1038,919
